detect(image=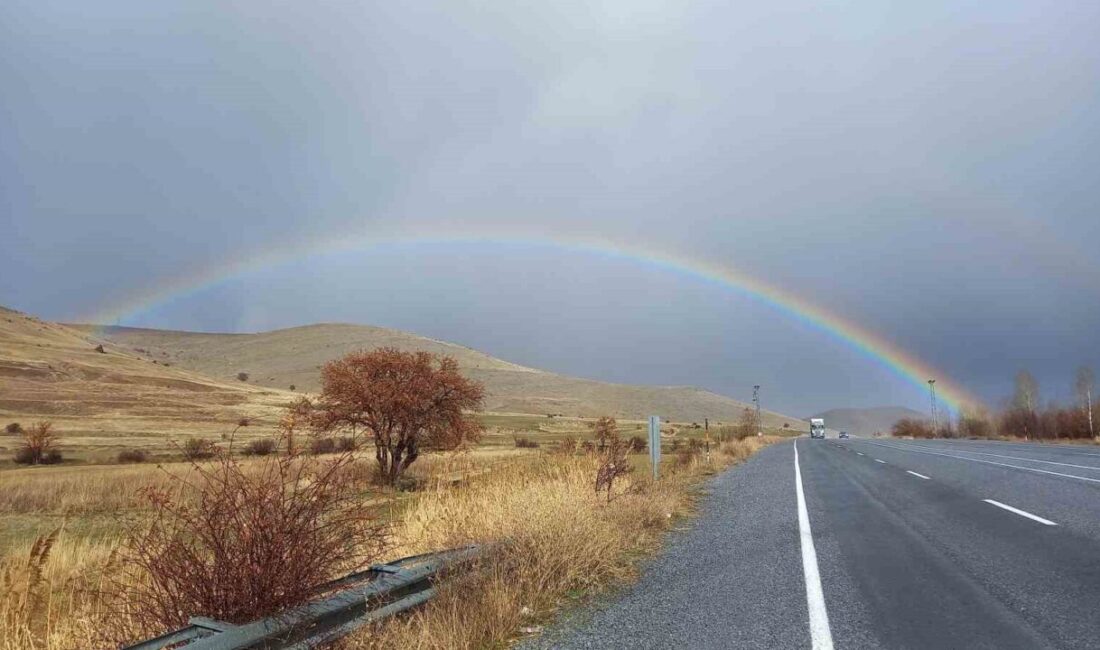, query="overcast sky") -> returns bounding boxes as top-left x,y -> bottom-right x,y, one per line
2,1 -> 1098,415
